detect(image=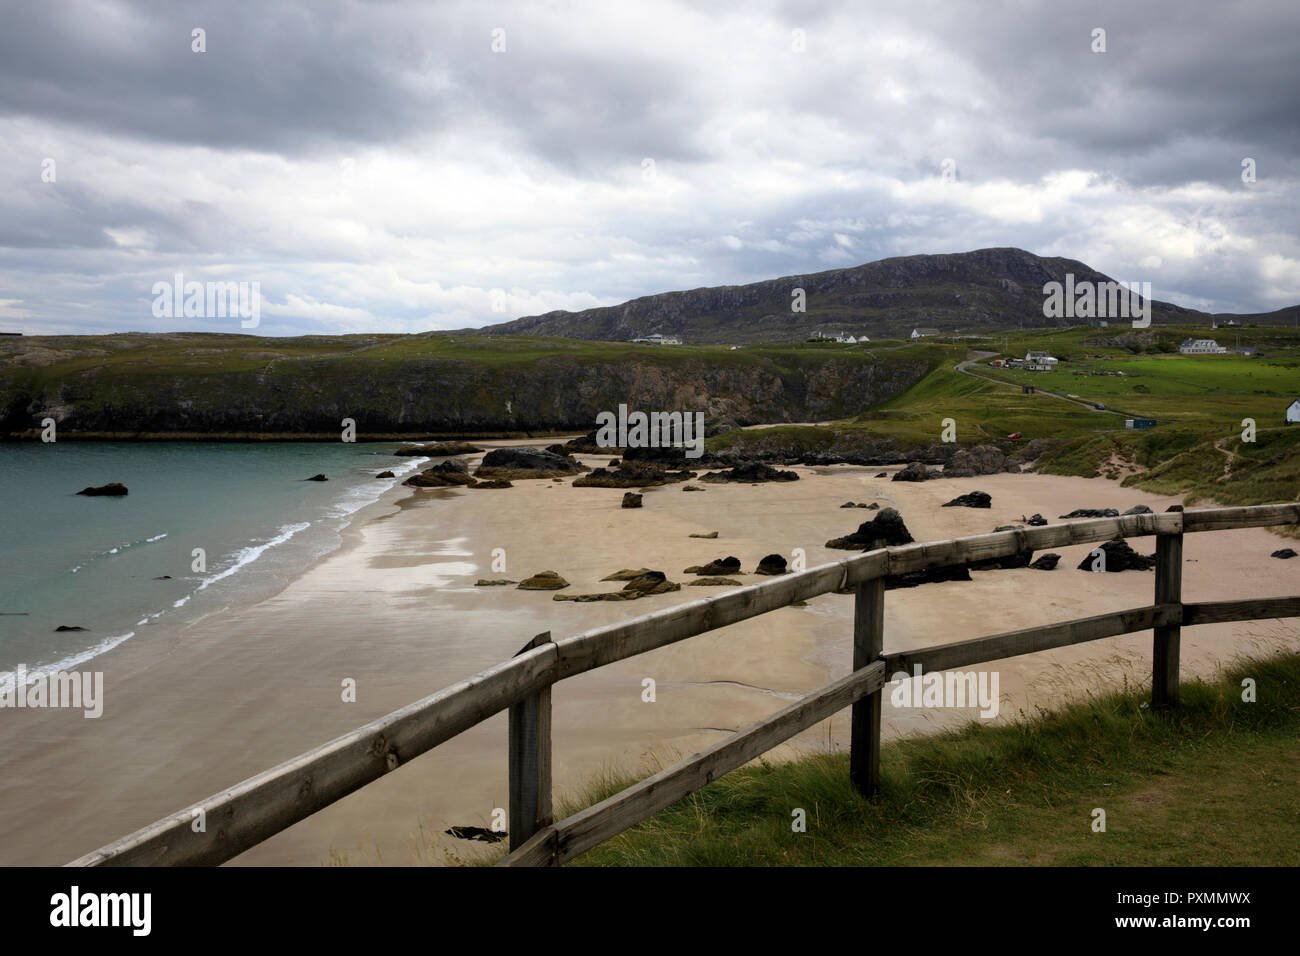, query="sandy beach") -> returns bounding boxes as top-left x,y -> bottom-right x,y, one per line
1,442 -> 1296,866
